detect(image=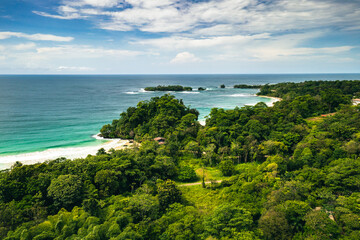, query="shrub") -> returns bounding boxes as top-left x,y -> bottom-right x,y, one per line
178,166 -> 197,182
